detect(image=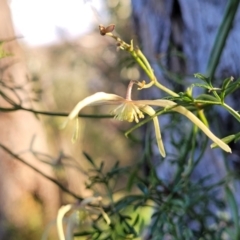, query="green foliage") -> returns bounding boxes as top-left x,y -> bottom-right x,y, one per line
68,131 -> 238,239
1,1 -> 240,239
206,0 -> 240,78
1,36 -> 240,240
58,17 -> 240,238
